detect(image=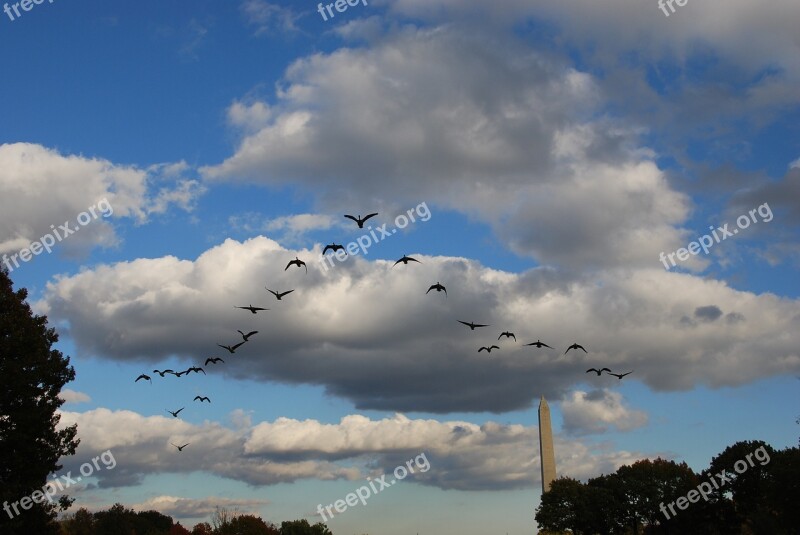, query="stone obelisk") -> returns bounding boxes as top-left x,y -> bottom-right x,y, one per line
538,396 -> 556,493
